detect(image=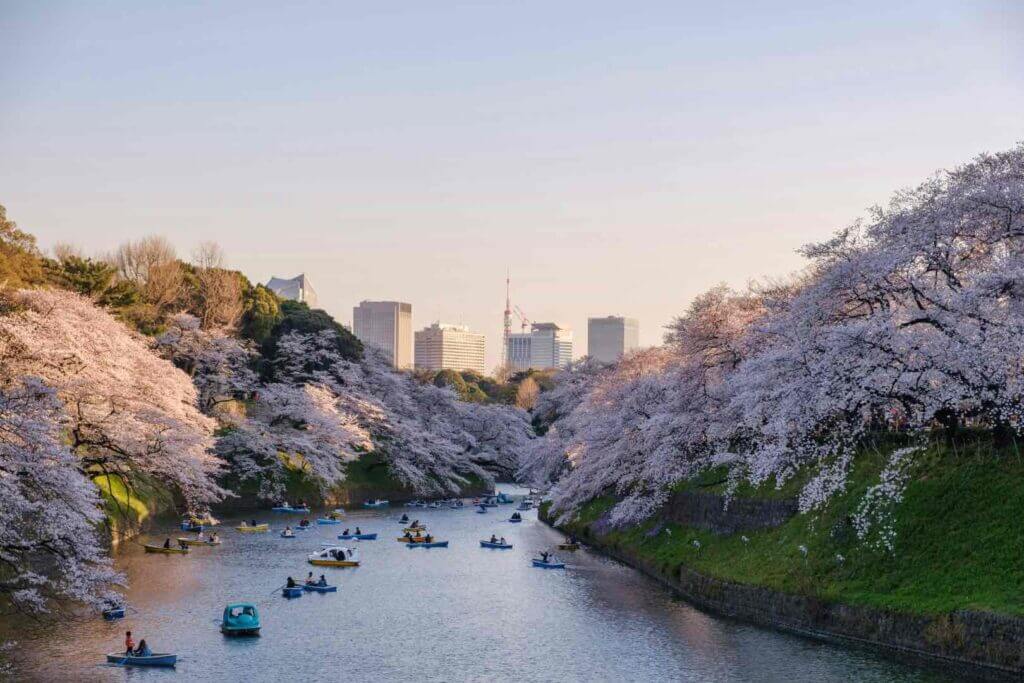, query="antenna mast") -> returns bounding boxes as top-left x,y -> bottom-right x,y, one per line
503,268 -> 512,369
